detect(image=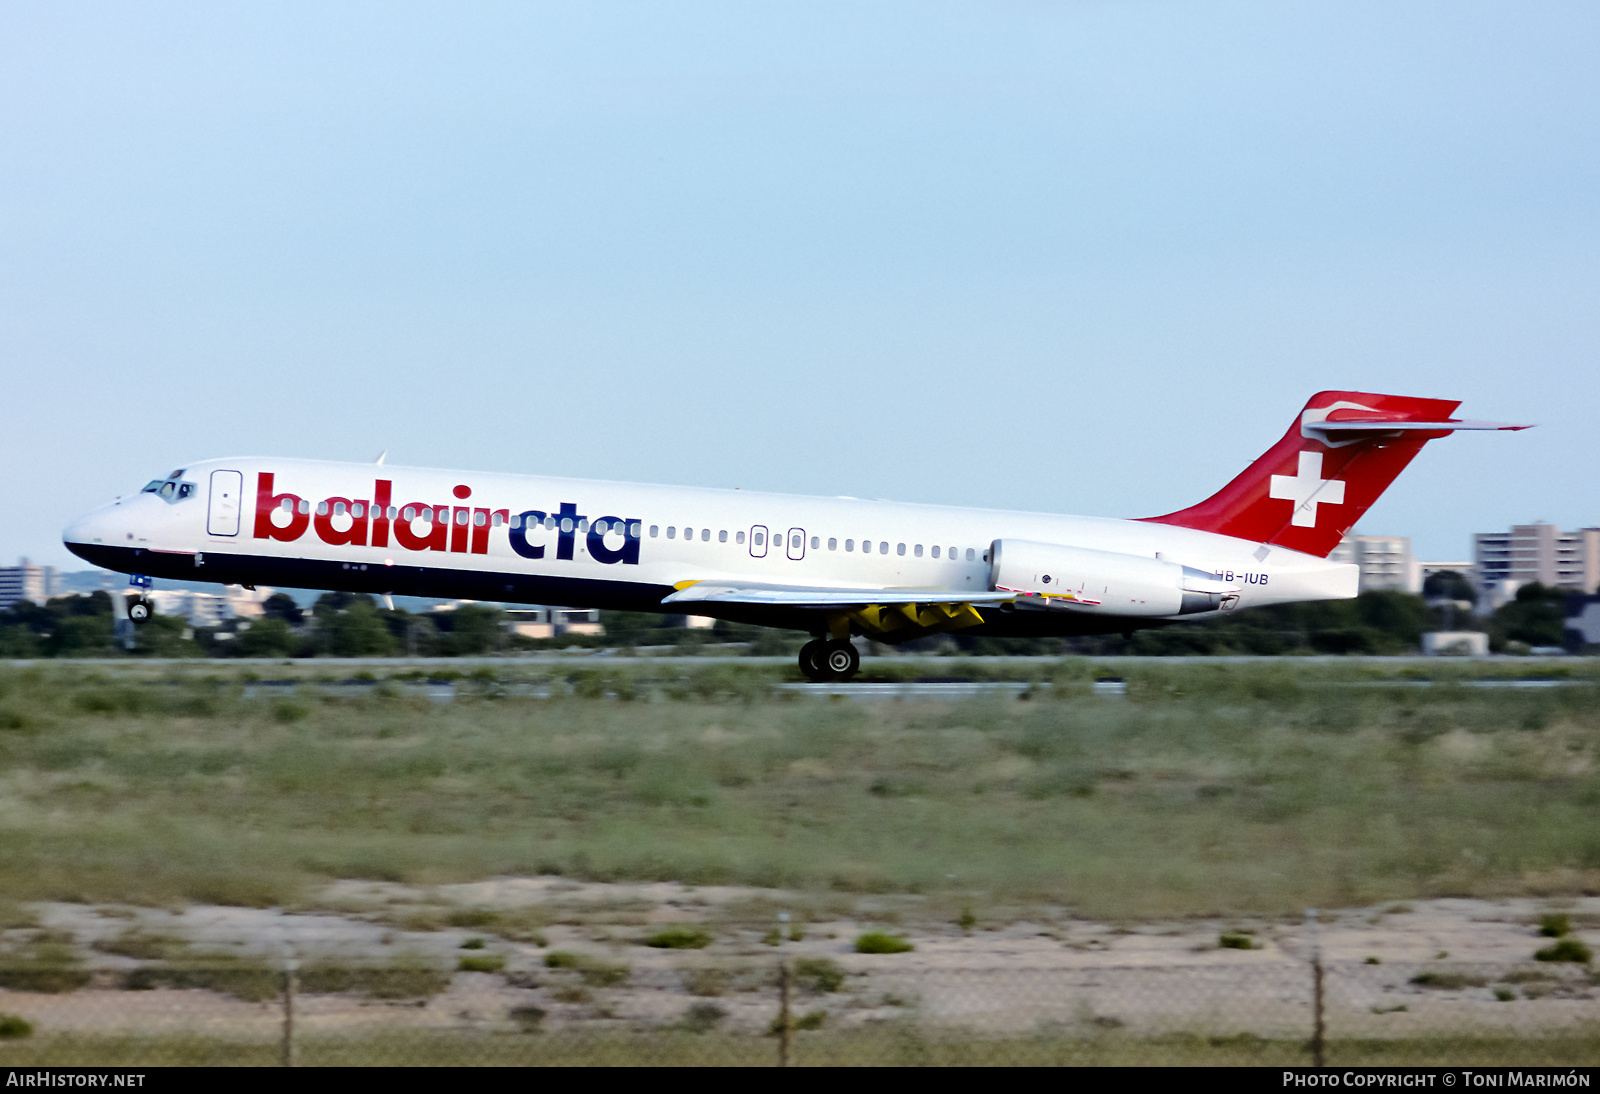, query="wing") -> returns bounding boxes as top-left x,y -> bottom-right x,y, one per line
661,582 -> 1016,609
661,581 -> 1016,641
